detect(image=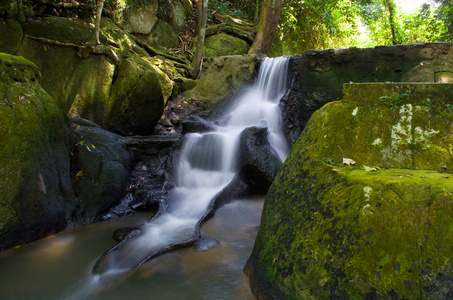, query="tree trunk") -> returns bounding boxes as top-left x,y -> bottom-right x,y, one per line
384,0 -> 398,45
248,0 -> 282,55
95,0 -> 105,45
191,0 -> 208,78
